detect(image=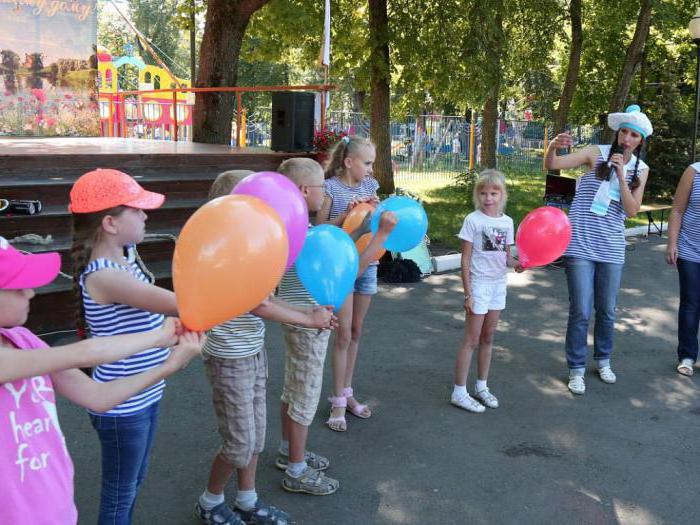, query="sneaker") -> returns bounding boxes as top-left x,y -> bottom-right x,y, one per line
282,466 -> 339,496
195,500 -> 245,525
597,366 -> 616,384
475,388 -> 499,409
275,450 -> 329,471
450,392 -> 486,413
235,499 -> 293,525
568,375 -> 585,395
